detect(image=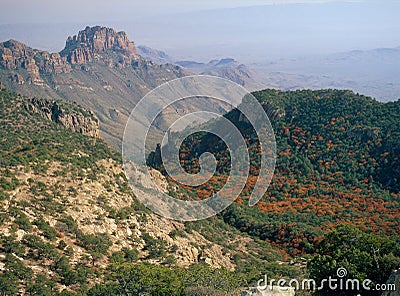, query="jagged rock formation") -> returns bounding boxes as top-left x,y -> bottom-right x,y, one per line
34,52 -> 71,74
60,26 -> 136,66
0,25 -> 157,76
0,40 -> 71,77
10,73 -> 25,85
25,97 -> 100,138
0,40 -> 37,70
